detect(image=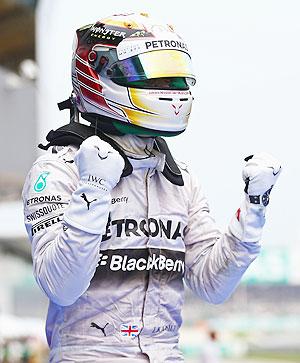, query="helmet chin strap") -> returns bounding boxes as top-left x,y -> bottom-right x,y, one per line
94,118 -> 98,136
57,93 -> 79,123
